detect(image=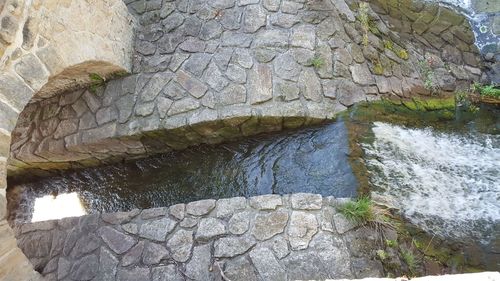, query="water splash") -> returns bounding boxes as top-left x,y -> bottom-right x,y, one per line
433,0 -> 499,52
364,122 -> 500,242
